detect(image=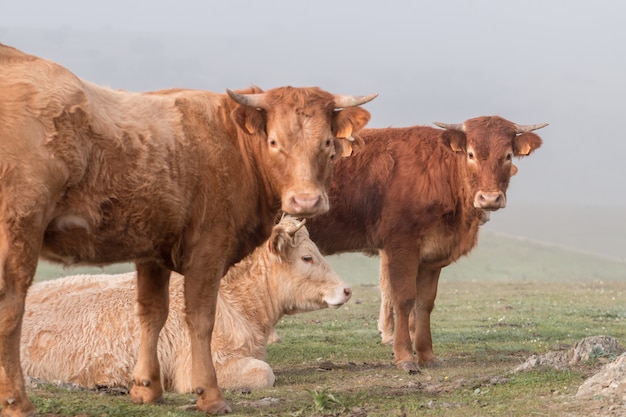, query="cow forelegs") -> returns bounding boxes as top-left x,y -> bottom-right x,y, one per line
413,267 -> 441,367
381,247 -> 420,373
184,265 -> 231,414
377,250 -> 395,346
130,262 -> 171,405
